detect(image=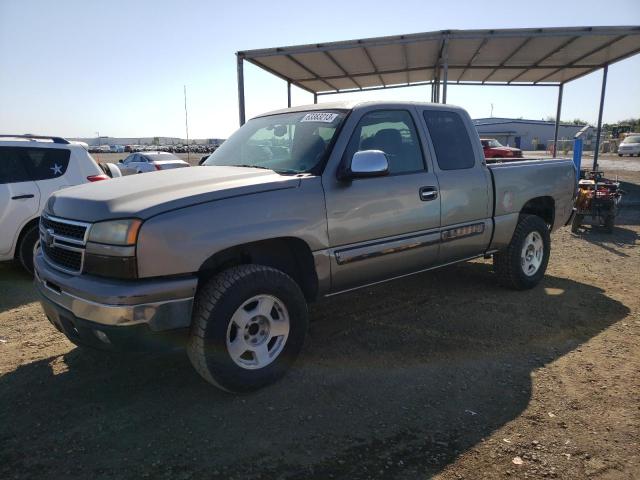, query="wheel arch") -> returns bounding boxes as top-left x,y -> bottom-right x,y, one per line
13,216 -> 40,259
197,237 -> 319,302
520,196 -> 555,228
